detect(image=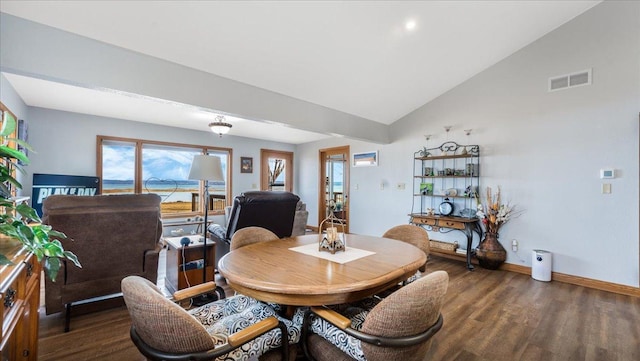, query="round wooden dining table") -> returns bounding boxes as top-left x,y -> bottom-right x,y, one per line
217,234 -> 427,306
